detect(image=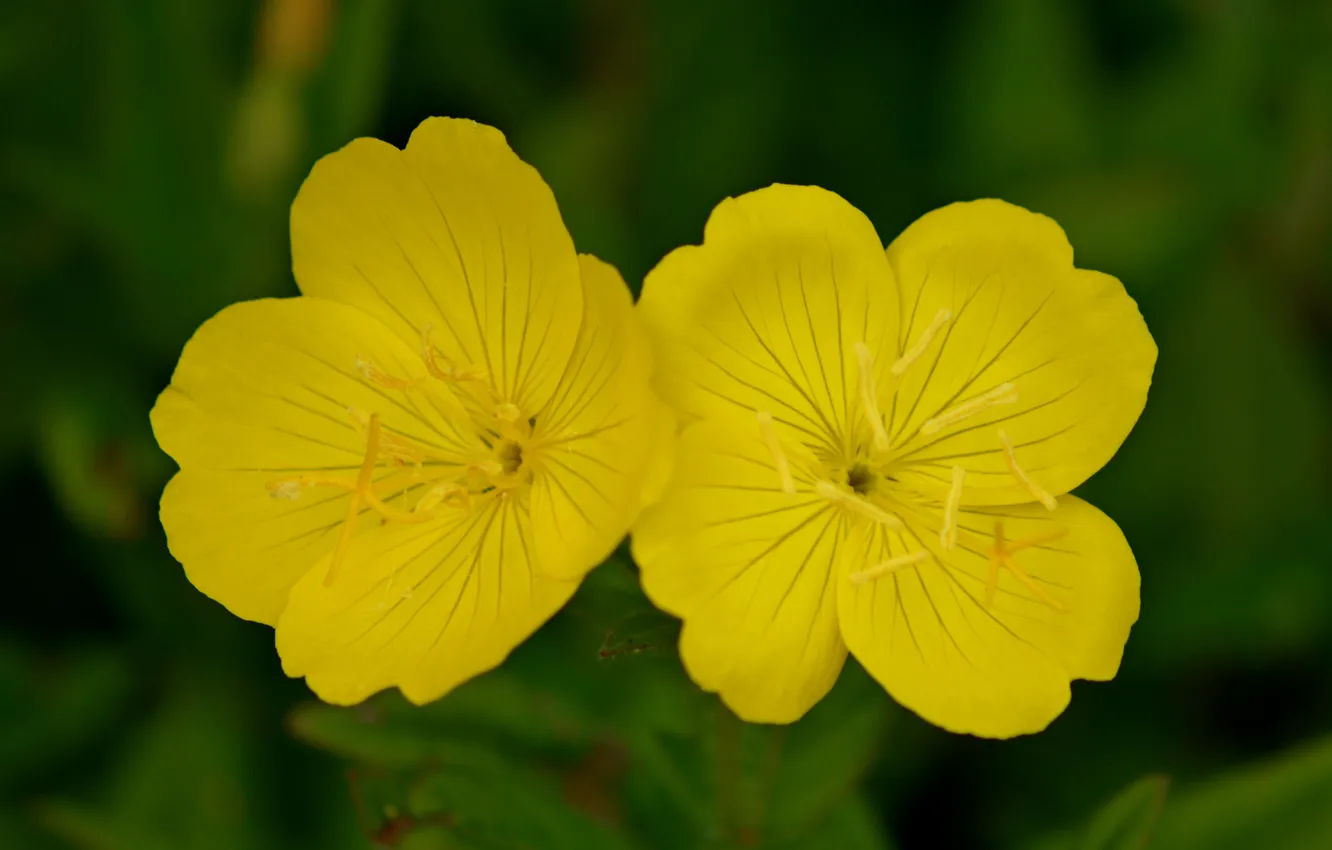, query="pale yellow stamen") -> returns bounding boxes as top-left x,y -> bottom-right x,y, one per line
349,406 -> 427,465
854,342 -> 891,452
814,480 -> 903,528
494,402 -> 522,422
325,412 -> 383,587
756,410 -> 796,494
940,465 -> 965,549
355,356 -> 420,391
984,519 -> 1067,611
848,551 -> 930,586
921,382 -> 1018,435
999,428 -> 1057,510
421,324 -> 488,383
891,308 -> 951,377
